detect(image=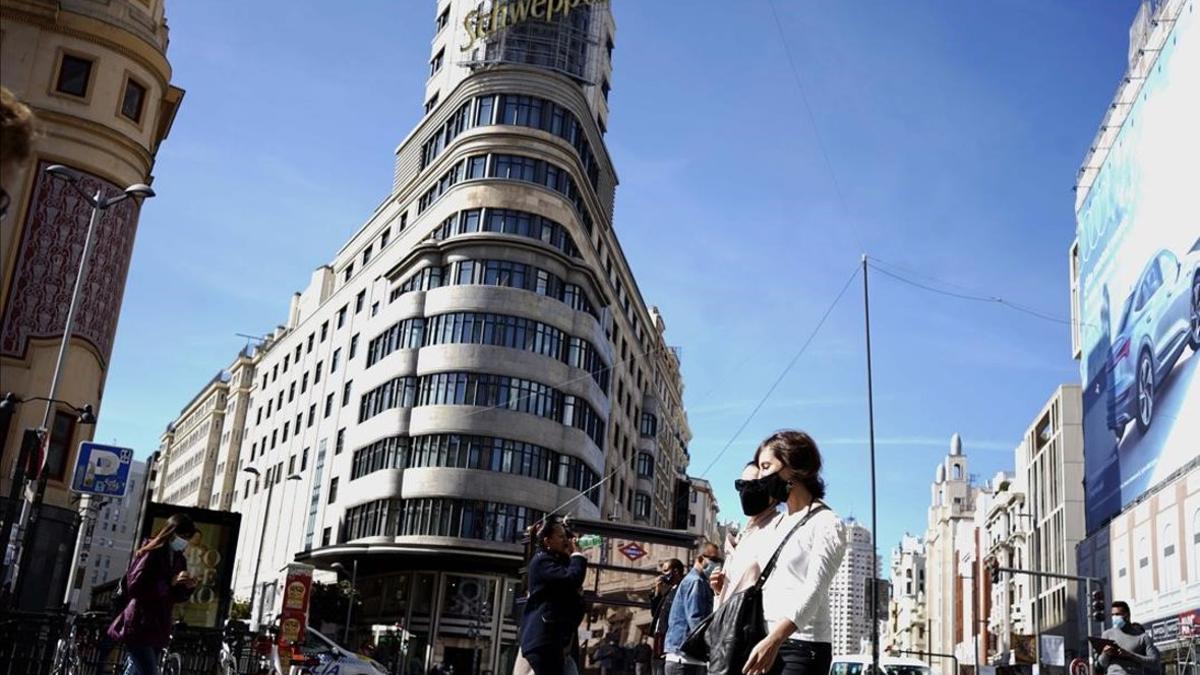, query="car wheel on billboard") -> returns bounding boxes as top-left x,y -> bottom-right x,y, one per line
1189,273 -> 1200,350
1136,349 -> 1155,433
